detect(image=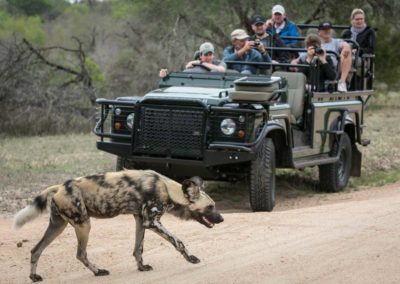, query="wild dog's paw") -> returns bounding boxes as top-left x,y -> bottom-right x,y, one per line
138,264 -> 153,271
188,255 -> 200,264
94,269 -> 110,276
29,274 -> 43,282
